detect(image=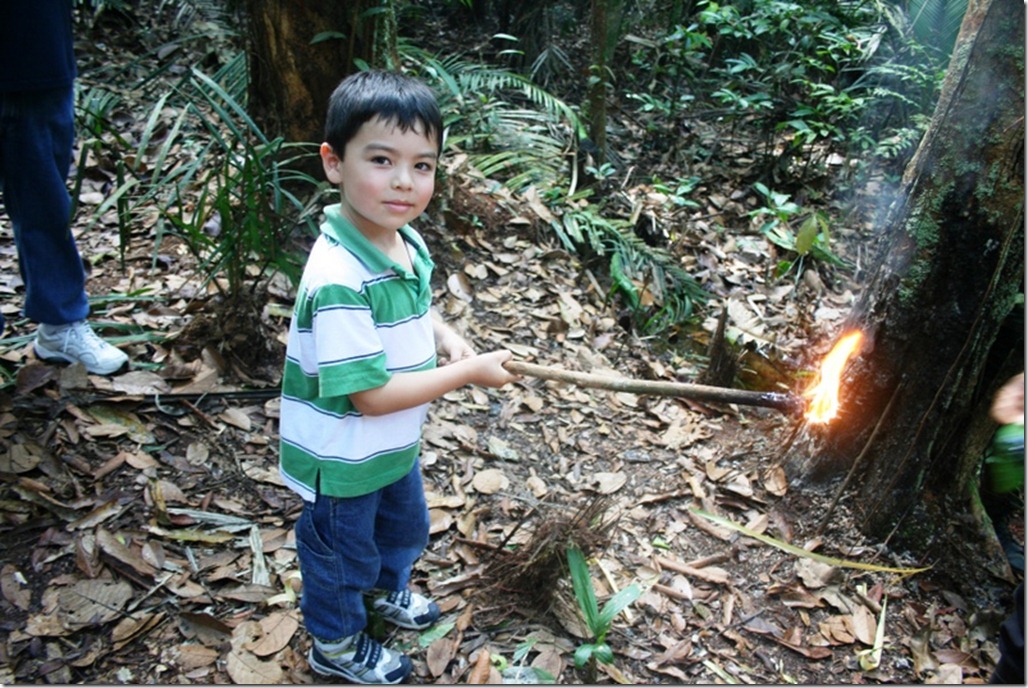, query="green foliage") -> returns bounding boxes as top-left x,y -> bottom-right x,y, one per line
566,544 -> 642,679
548,192 -> 706,333
621,0 -> 949,181
904,0 -> 968,56
488,638 -> 557,683
697,0 -> 884,163
624,24 -> 710,128
749,182 -> 849,280
79,57 -> 324,301
404,47 -> 705,334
